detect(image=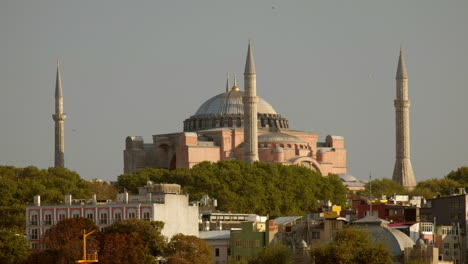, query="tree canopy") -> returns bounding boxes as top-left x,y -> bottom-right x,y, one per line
166,234 -> 212,264
27,218 -> 209,264
28,218 -> 100,264
248,243 -> 293,264
0,166 -> 96,231
116,160 -> 348,217
0,228 -> 31,264
103,218 -> 166,256
359,167 -> 468,199
310,227 -> 392,264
